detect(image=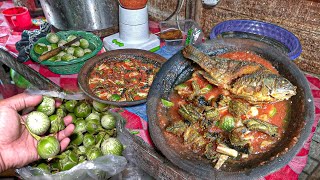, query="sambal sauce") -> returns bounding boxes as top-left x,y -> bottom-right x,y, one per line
158,51 -> 291,169
88,58 -> 160,102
